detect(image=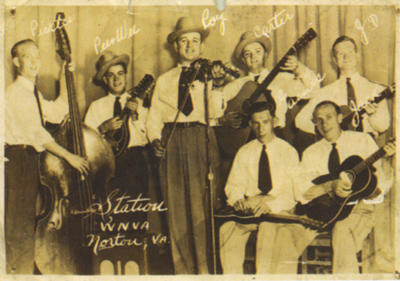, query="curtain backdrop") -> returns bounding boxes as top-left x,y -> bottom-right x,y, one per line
4,3 -> 396,273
